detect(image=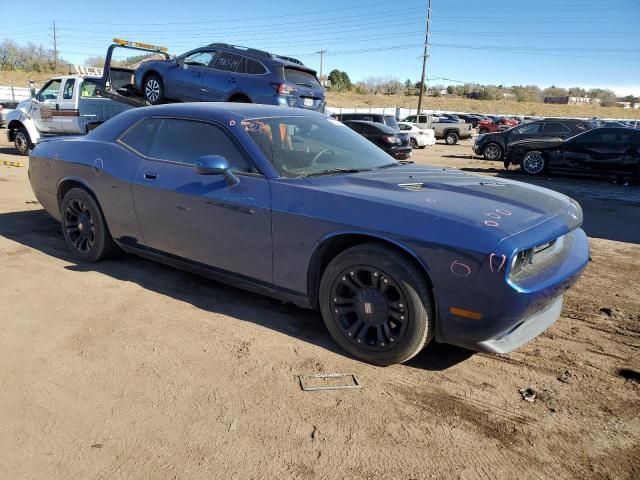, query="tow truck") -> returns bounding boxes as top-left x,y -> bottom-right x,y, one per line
6,39 -> 170,155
